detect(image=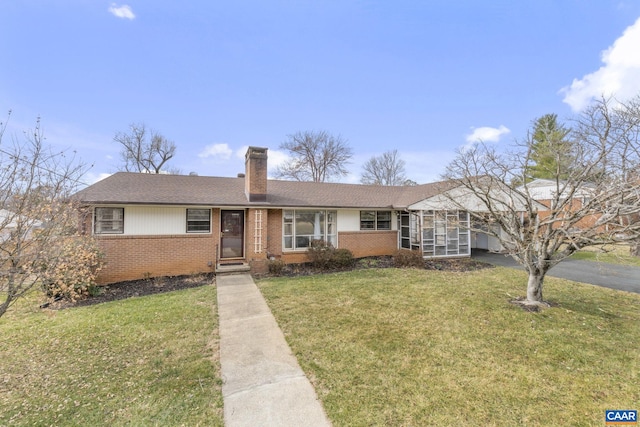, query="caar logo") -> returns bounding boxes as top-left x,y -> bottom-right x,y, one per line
606,410 -> 637,425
